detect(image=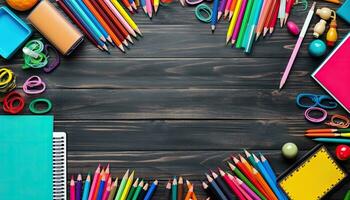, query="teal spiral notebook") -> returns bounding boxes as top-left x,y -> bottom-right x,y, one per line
0,116 -> 53,200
